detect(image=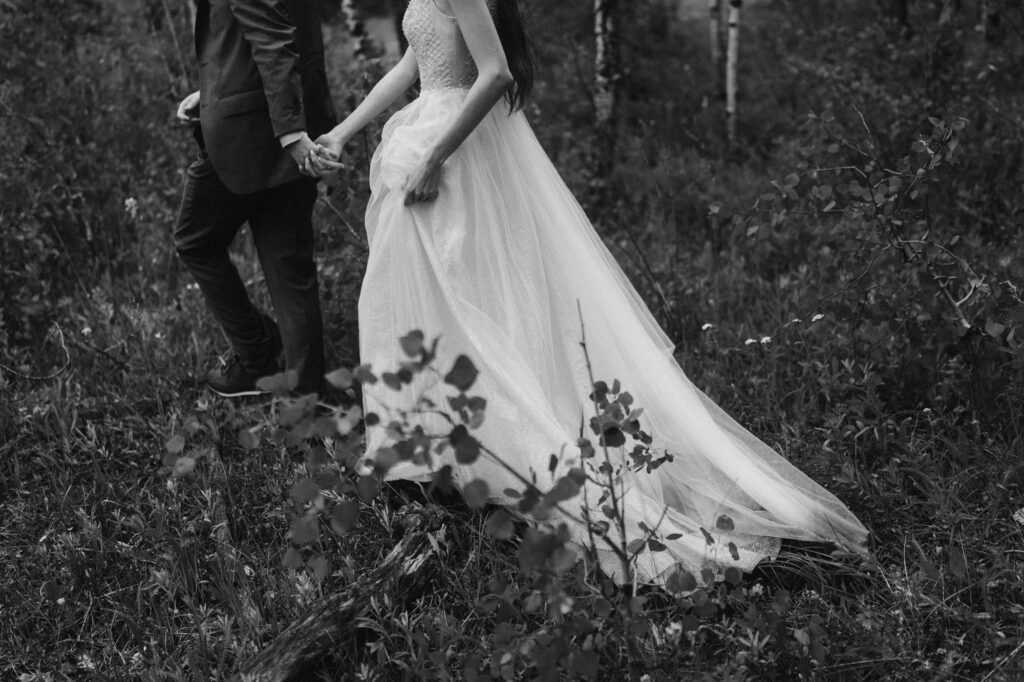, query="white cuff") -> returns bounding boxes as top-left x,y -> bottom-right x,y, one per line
279,131 -> 304,148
